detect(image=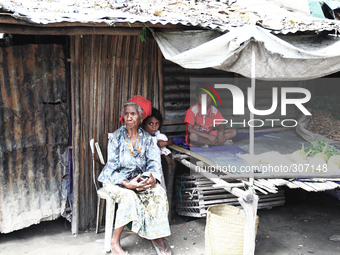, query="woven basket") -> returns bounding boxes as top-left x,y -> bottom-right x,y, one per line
205,204 -> 259,255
